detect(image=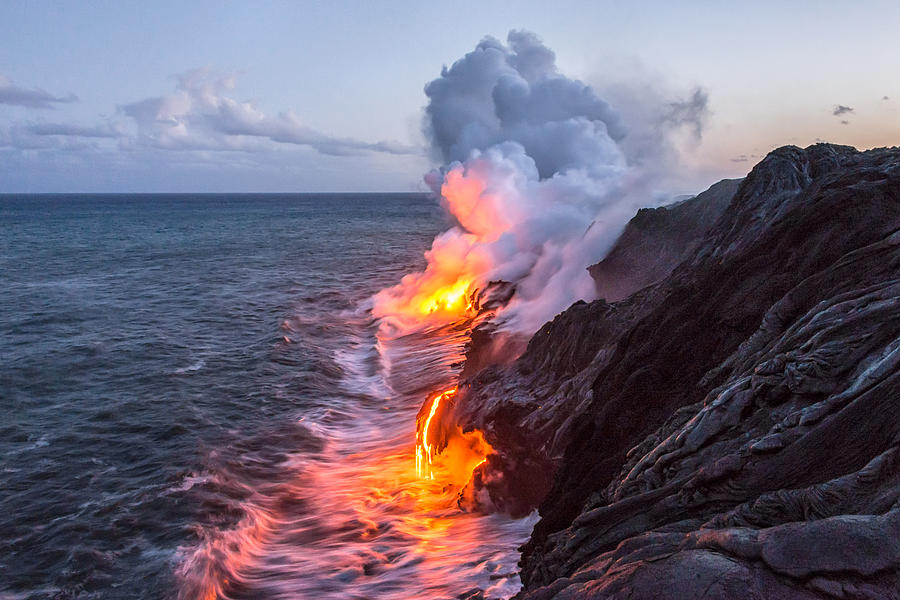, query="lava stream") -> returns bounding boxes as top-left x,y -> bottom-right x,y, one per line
415,387 -> 493,485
